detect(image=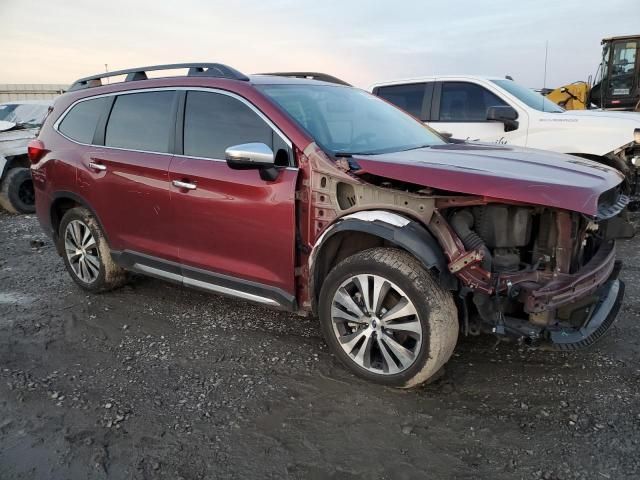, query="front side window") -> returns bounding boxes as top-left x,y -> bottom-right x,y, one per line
439,82 -> 508,121
183,91 -> 278,160
376,83 -> 426,118
58,97 -> 109,144
491,79 -> 564,113
105,91 -> 175,153
258,84 -> 444,156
